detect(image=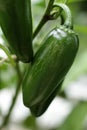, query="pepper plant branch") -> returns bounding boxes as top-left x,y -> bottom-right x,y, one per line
33,0 -> 55,39
33,0 -> 69,39
0,63 -> 23,128
53,3 -> 73,29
